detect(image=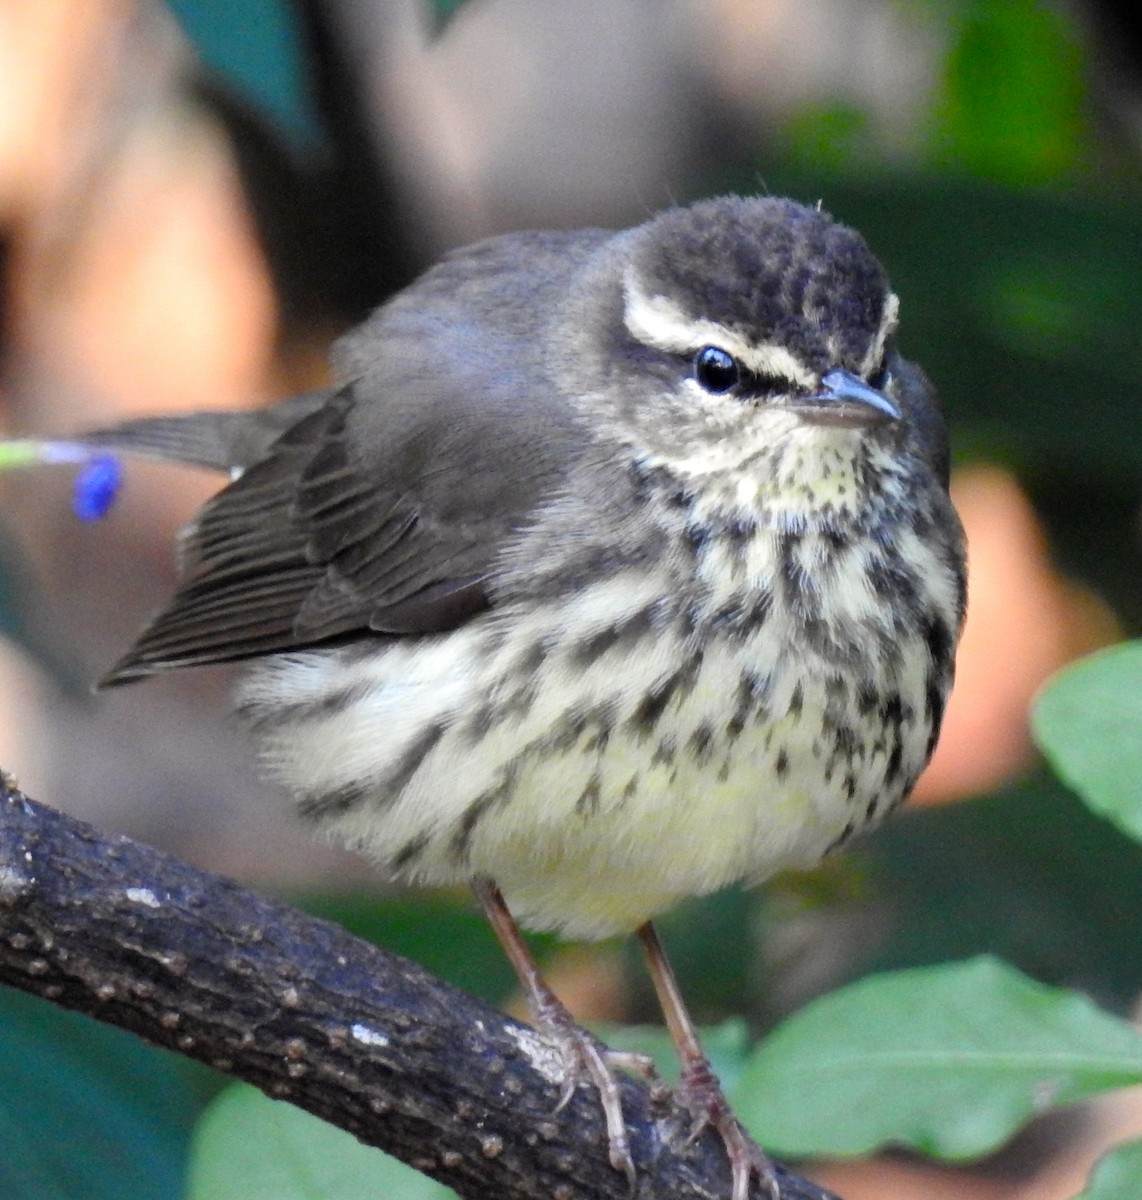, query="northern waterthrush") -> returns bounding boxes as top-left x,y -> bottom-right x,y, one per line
79,195 -> 967,1200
